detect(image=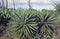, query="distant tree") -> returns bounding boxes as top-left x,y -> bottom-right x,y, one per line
2,0 -> 5,8
28,0 -> 32,9
0,2 -> 1,6
55,3 -> 60,13
13,0 -> 15,9
6,0 -> 8,8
